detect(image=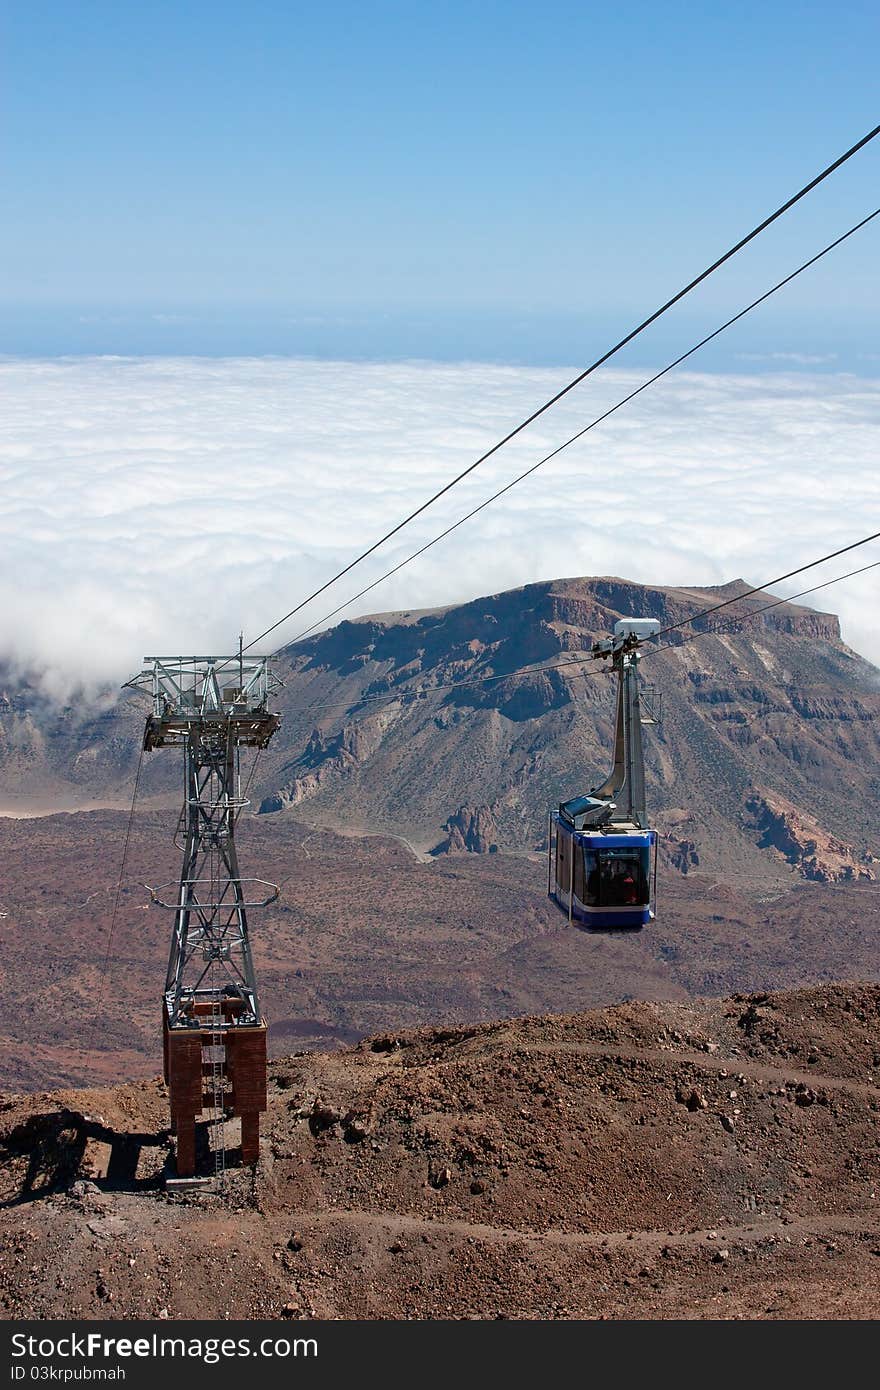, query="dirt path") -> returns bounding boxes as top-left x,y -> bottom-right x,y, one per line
288,1205 -> 879,1253
292,819 -> 434,863
475,1038 -> 880,1100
